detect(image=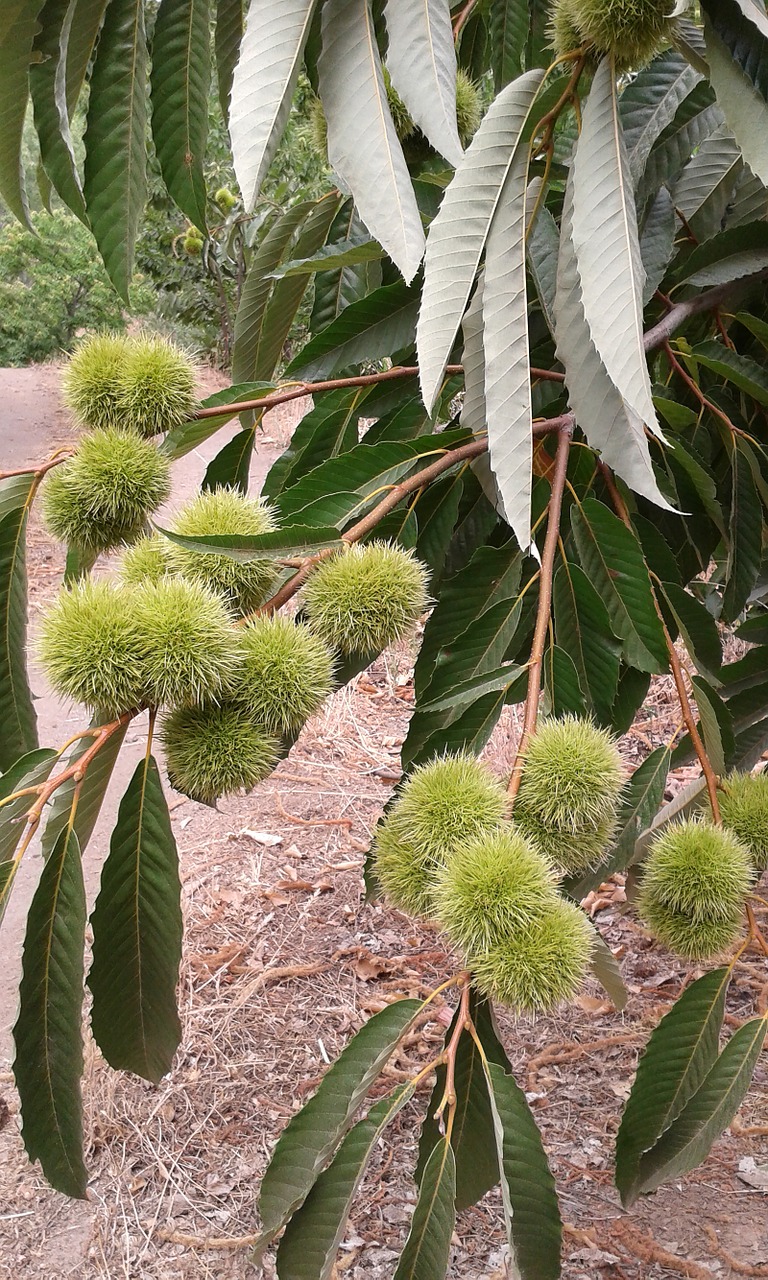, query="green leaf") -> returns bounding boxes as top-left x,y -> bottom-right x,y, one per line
526,203 -> 558,334
555,170 -> 668,509
483,1058 -> 562,1280
571,499 -> 669,674
543,644 -> 586,717
274,428 -> 471,528
150,0 -> 211,233
672,123 -> 742,243
0,0 -> 44,227
0,474 -> 39,770
393,1139 -> 456,1280
232,203 -> 313,385
694,339 -> 768,405
417,67 -> 544,411
633,775 -> 708,864
677,675 -> 733,776
203,427 -> 254,493
230,0 -> 315,210
417,994 -> 511,1211
270,240 -> 384,278
415,542 -> 523,697
161,381 -> 275,458
157,522 -> 344,560
660,581 -> 722,683
553,561 -> 621,722
310,201 -> 380,332
318,0 -> 425,283
286,279 -> 420,381
88,755 -> 182,1083
385,0 -> 463,167
632,1015 -> 767,1200
640,186 -> 676,303
263,387 -> 368,499
214,0 -> 242,121
13,826 -> 87,1198
29,0 -> 87,220
0,749 -> 57,919
65,0 -> 109,116
702,0 -> 768,102
723,438 -> 763,621
639,81 -> 721,202
413,472 -> 464,588
258,999 -> 421,1242
276,1083 -> 417,1280
571,57 -> 661,436
616,967 -> 730,1206
488,0 -> 528,91
83,0 -> 148,299
566,745 -> 671,900
620,50 -> 702,185
676,222 -> 768,288
253,194 -> 341,382
40,720 -> 128,862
